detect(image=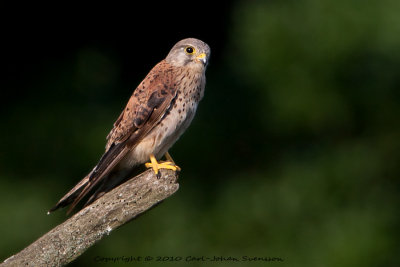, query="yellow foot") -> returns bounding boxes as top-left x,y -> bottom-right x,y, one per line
145,154 -> 181,175
164,151 -> 181,171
